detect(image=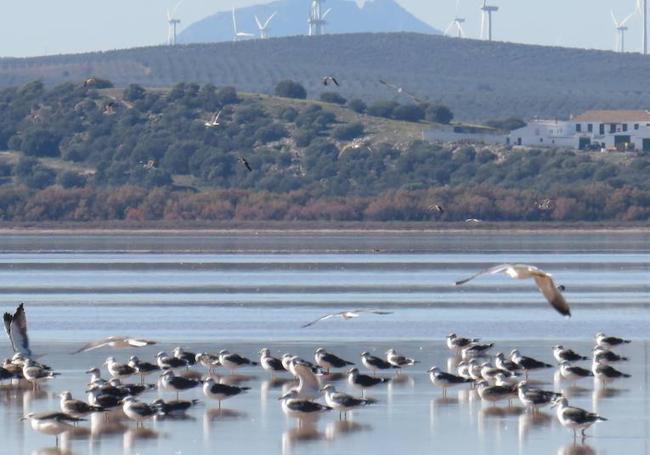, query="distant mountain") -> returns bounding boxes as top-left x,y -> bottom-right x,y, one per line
2,33 -> 650,120
178,0 -> 439,43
